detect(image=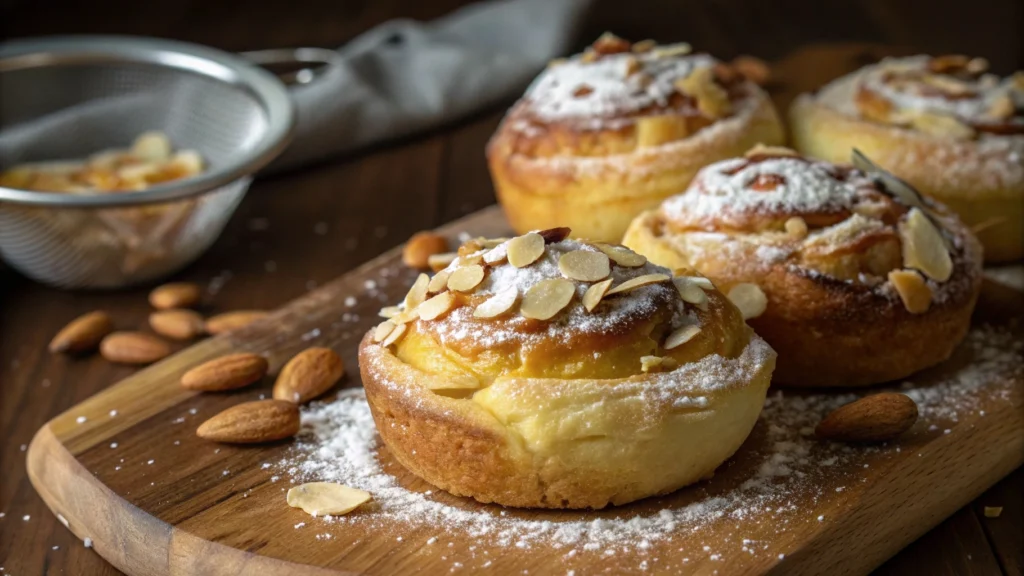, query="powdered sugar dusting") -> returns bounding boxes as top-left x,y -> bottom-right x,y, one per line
281,325 -> 1021,570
